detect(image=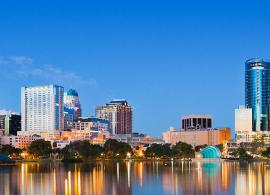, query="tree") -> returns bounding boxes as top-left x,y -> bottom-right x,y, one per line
89,144 -> 104,158
145,144 -> 173,158
62,140 -> 104,161
250,137 -> 265,156
215,144 -> 224,153
28,139 -> 52,157
104,139 -> 132,158
262,147 -> 270,158
230,147 -> 252,159
172,141 -> 195,158
238,147 -> 252,159
0,145 -> 22,157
